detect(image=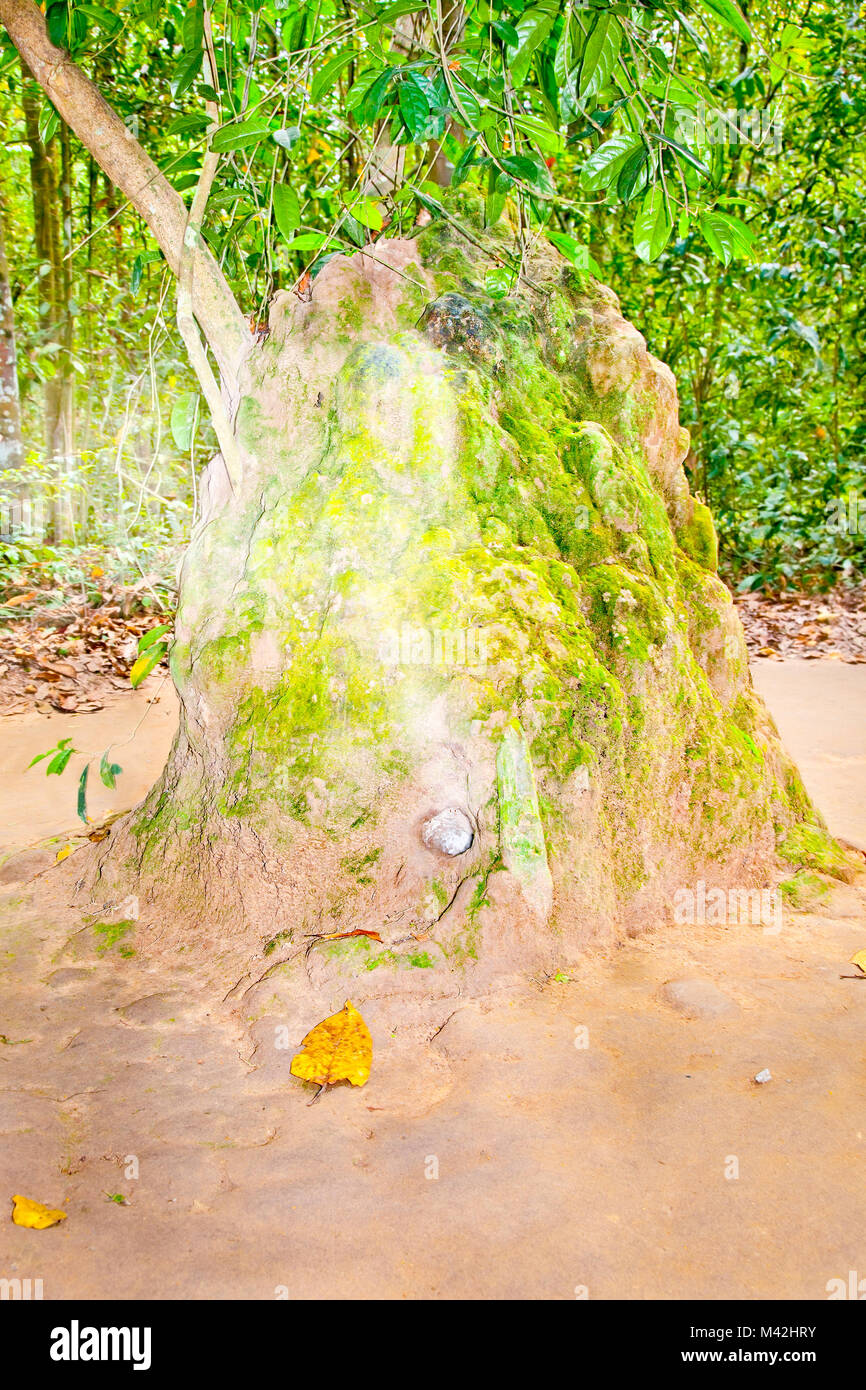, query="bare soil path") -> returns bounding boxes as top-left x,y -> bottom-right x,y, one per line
1,661 -> 864,1300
